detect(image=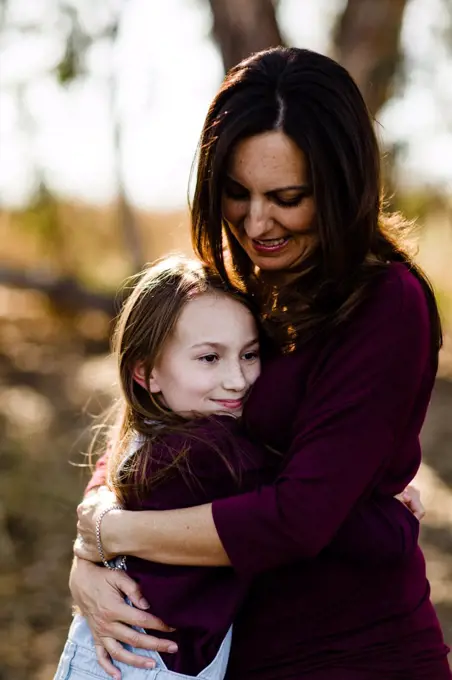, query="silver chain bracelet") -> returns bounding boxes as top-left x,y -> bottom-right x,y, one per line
95,505 -> 127,570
